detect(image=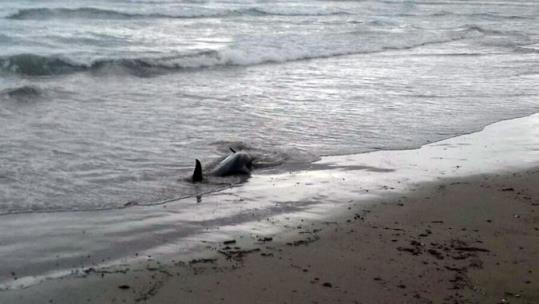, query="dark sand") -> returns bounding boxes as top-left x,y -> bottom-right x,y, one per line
3,168 -> 538,304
